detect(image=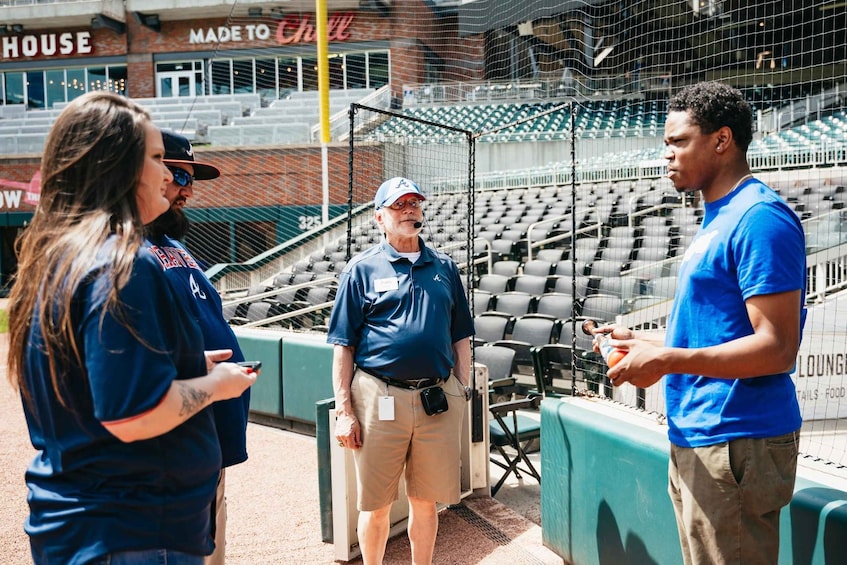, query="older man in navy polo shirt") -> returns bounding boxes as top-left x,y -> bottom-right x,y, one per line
328,177 -> 474,565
